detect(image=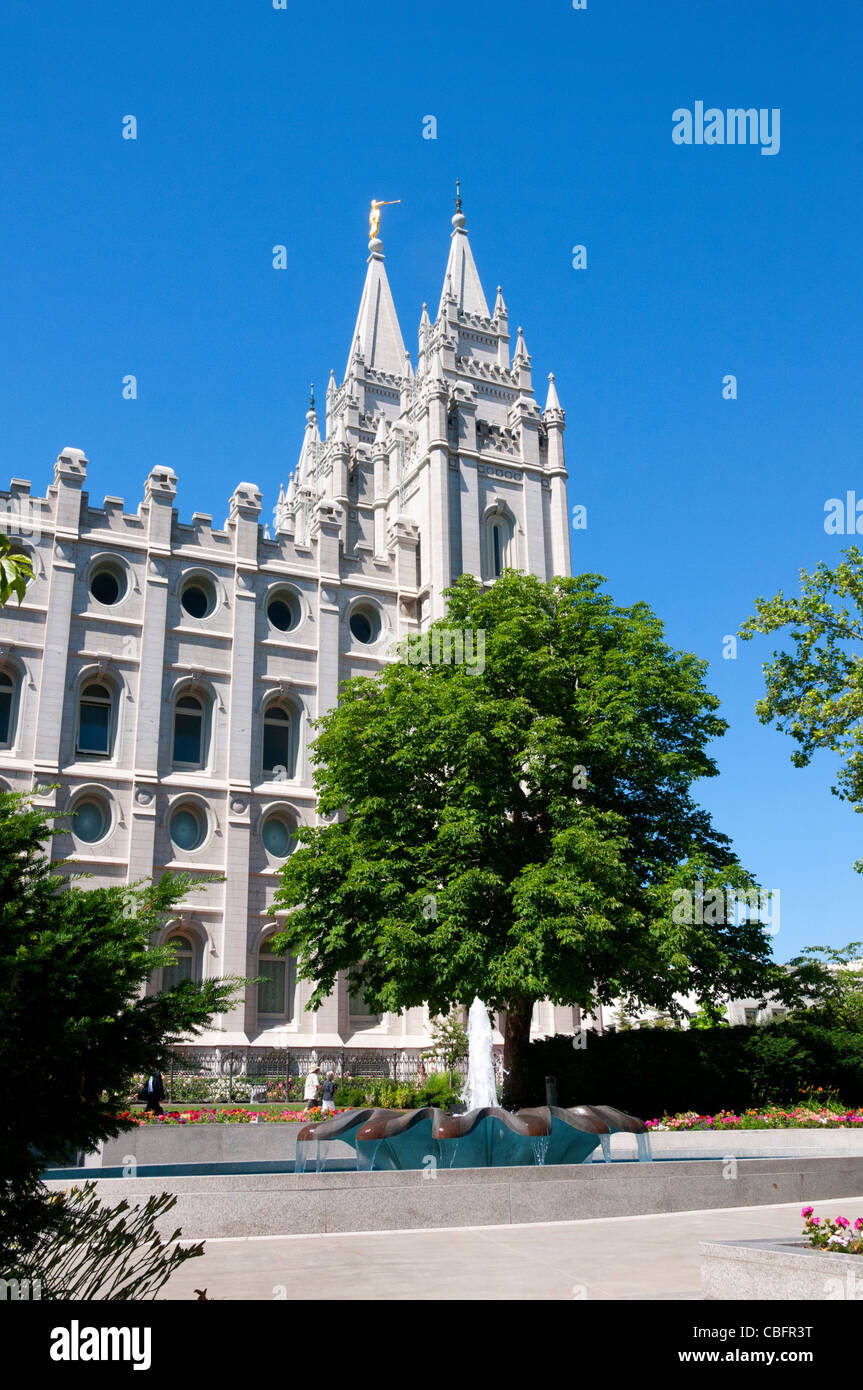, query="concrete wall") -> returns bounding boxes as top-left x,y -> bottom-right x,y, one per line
43,1155 -> 863,1240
